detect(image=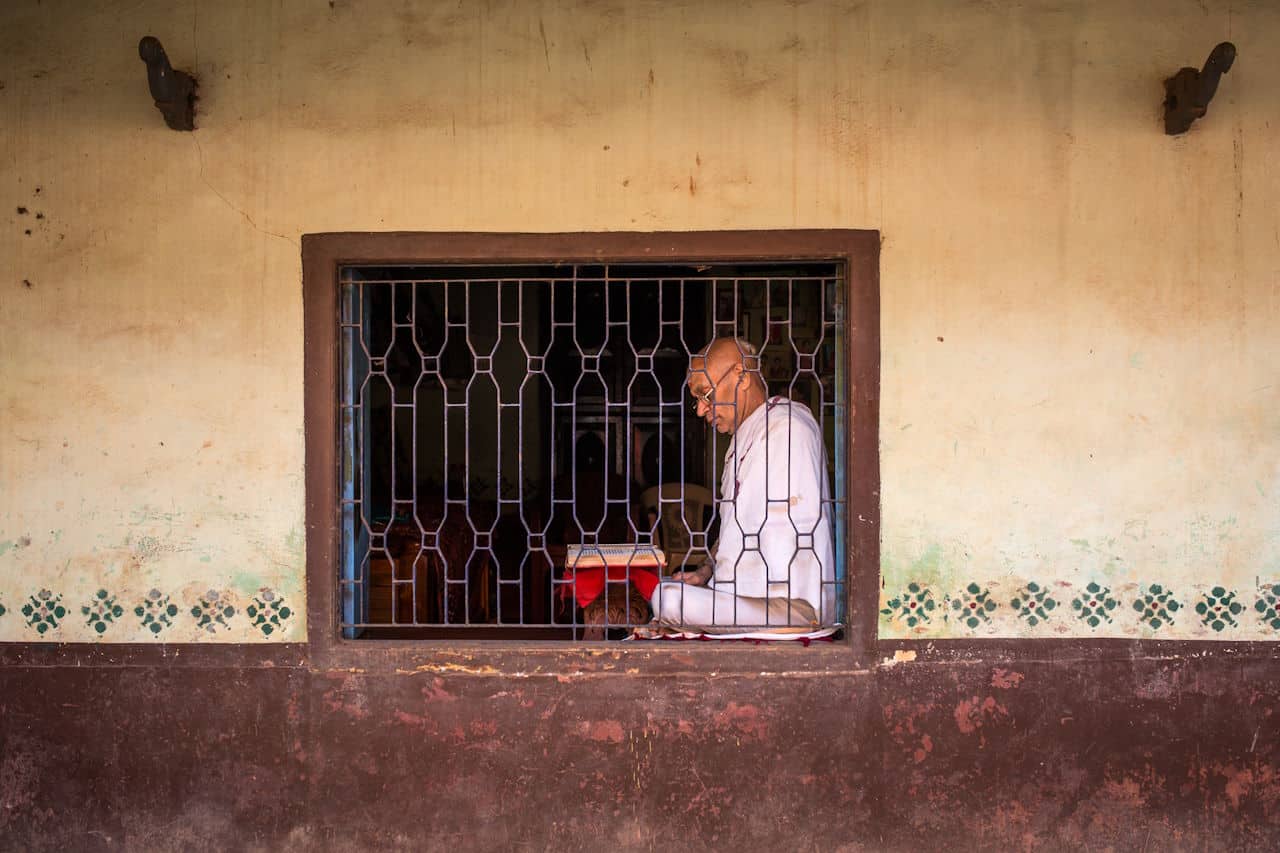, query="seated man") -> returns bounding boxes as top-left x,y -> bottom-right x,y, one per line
647,337 -> 837,634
